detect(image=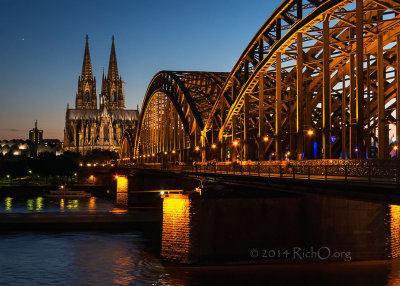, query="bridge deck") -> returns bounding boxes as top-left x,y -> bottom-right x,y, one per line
129,163 -> 400,187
